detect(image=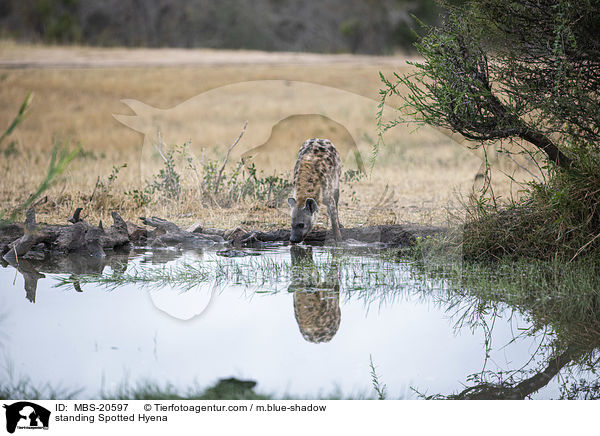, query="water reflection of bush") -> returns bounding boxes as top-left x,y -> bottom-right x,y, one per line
409,257 -> 600,399
288,245 -> 341,344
